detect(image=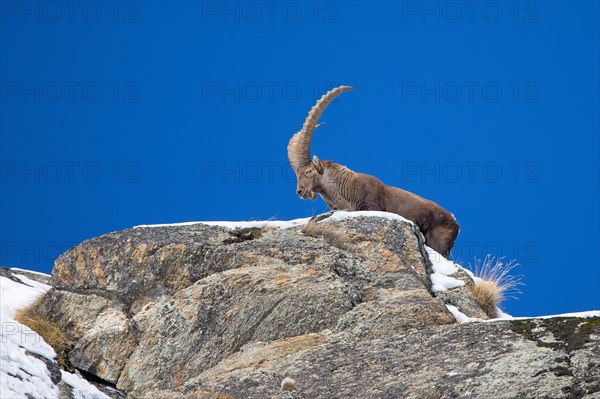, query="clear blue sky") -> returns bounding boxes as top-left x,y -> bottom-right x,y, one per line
1,1 -> 598,317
